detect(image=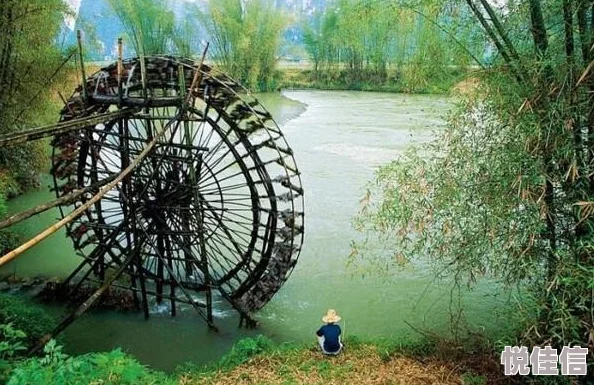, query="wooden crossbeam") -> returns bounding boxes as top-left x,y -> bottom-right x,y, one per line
0,109 -> 139,147
0,176 -> 117,230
